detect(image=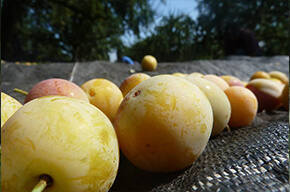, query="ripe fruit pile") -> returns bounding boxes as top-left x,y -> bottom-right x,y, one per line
1,67 -> 288,191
